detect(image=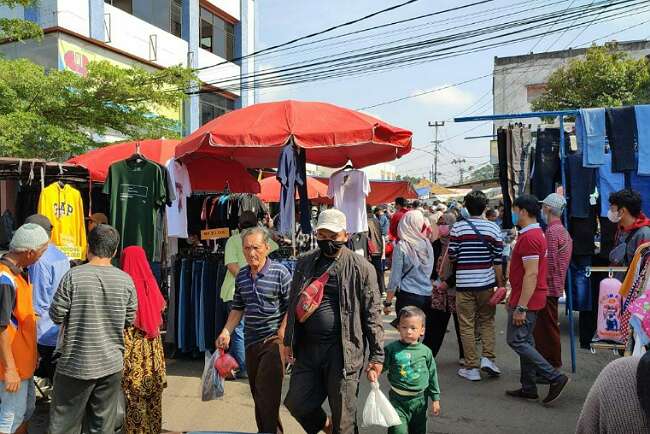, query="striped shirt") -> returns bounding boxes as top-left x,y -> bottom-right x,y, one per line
545,220 -> 572,298
448,218 -> 504,291
49,264 -> 137,380
232,259 -> 291,347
